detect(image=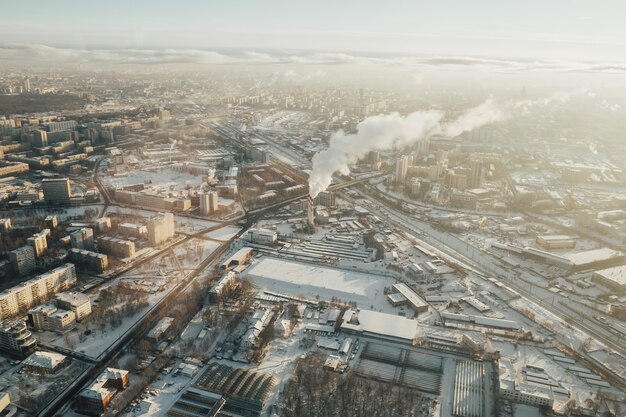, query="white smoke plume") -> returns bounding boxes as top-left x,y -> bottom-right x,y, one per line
443,97 -> 505,137
308,92 -> 581,198
308,110 -> 443,198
